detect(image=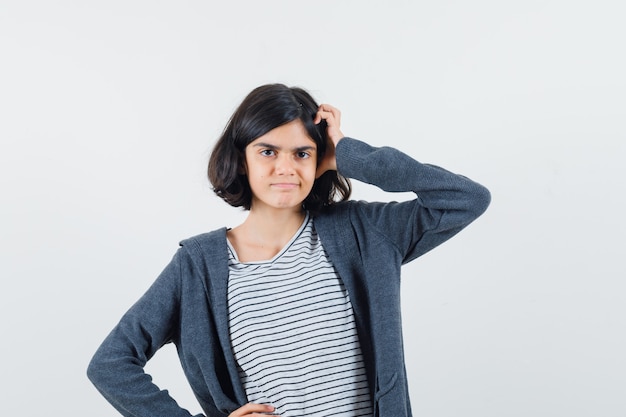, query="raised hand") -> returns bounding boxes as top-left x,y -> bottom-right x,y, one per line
314,104 -> 344,178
